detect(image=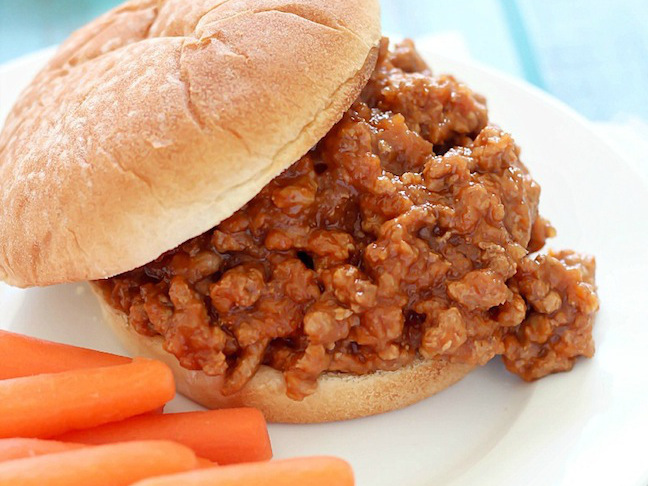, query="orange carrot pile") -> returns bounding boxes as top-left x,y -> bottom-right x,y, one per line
56,408 -> 272,464
0,330 -> 129,379
0,358 -> 174,438
130,456 -> 355,486
0,439 -> 83,463
0,331 -> 355,485
0,440 -> 197,486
